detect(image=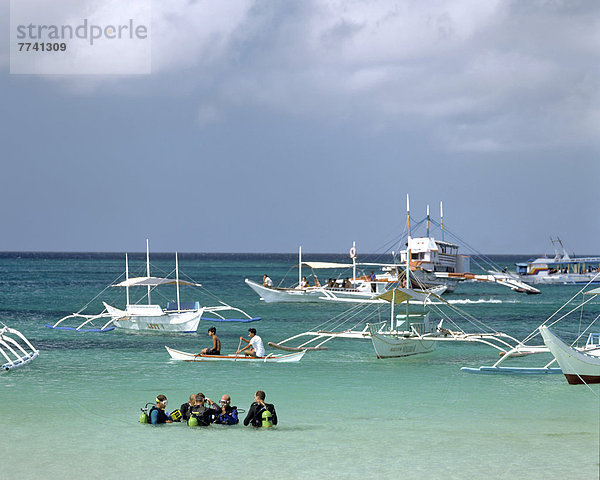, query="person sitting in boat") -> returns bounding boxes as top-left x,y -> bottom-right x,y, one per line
213,394 -> 239,425
299,276 -> 309,289
180,393 -> 197,421
243,390 -> 277,428
326,278 -> 335,288
262,274 -> 273,287
200,326 -> 221,355
370,271 -> 376,292
342,277 -> 352,289
237,328 -> 265,357
149,395 -> 173,425
188,393 -> 220,427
